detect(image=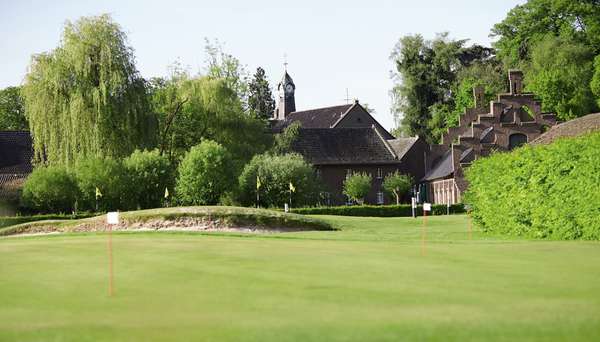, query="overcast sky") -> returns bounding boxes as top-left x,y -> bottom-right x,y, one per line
0,0 -> 524,130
